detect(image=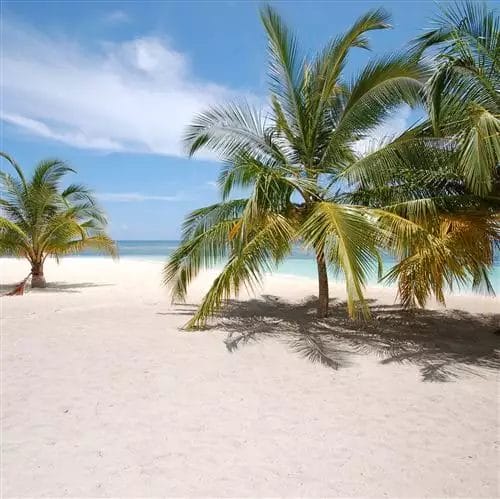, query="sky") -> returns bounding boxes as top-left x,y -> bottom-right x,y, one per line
2,0 -> 448,240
